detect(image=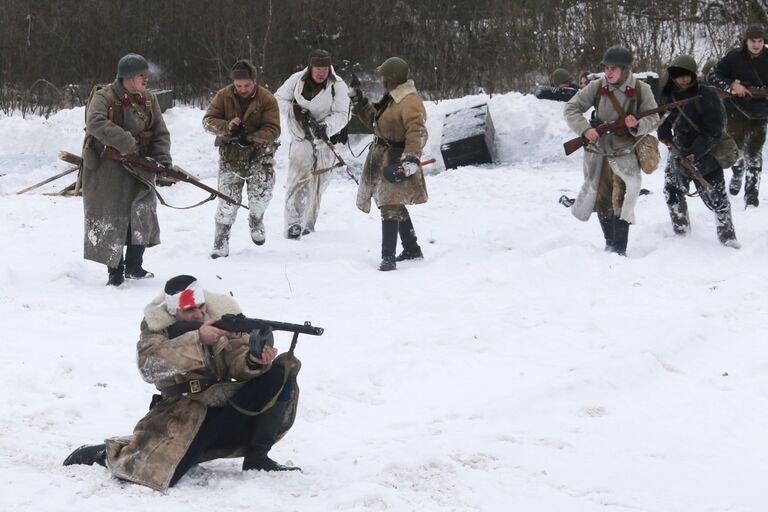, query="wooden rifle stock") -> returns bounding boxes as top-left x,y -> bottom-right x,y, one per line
666,141 -> 711,192
563,95 -> 703,156
102,146 -> 249,209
